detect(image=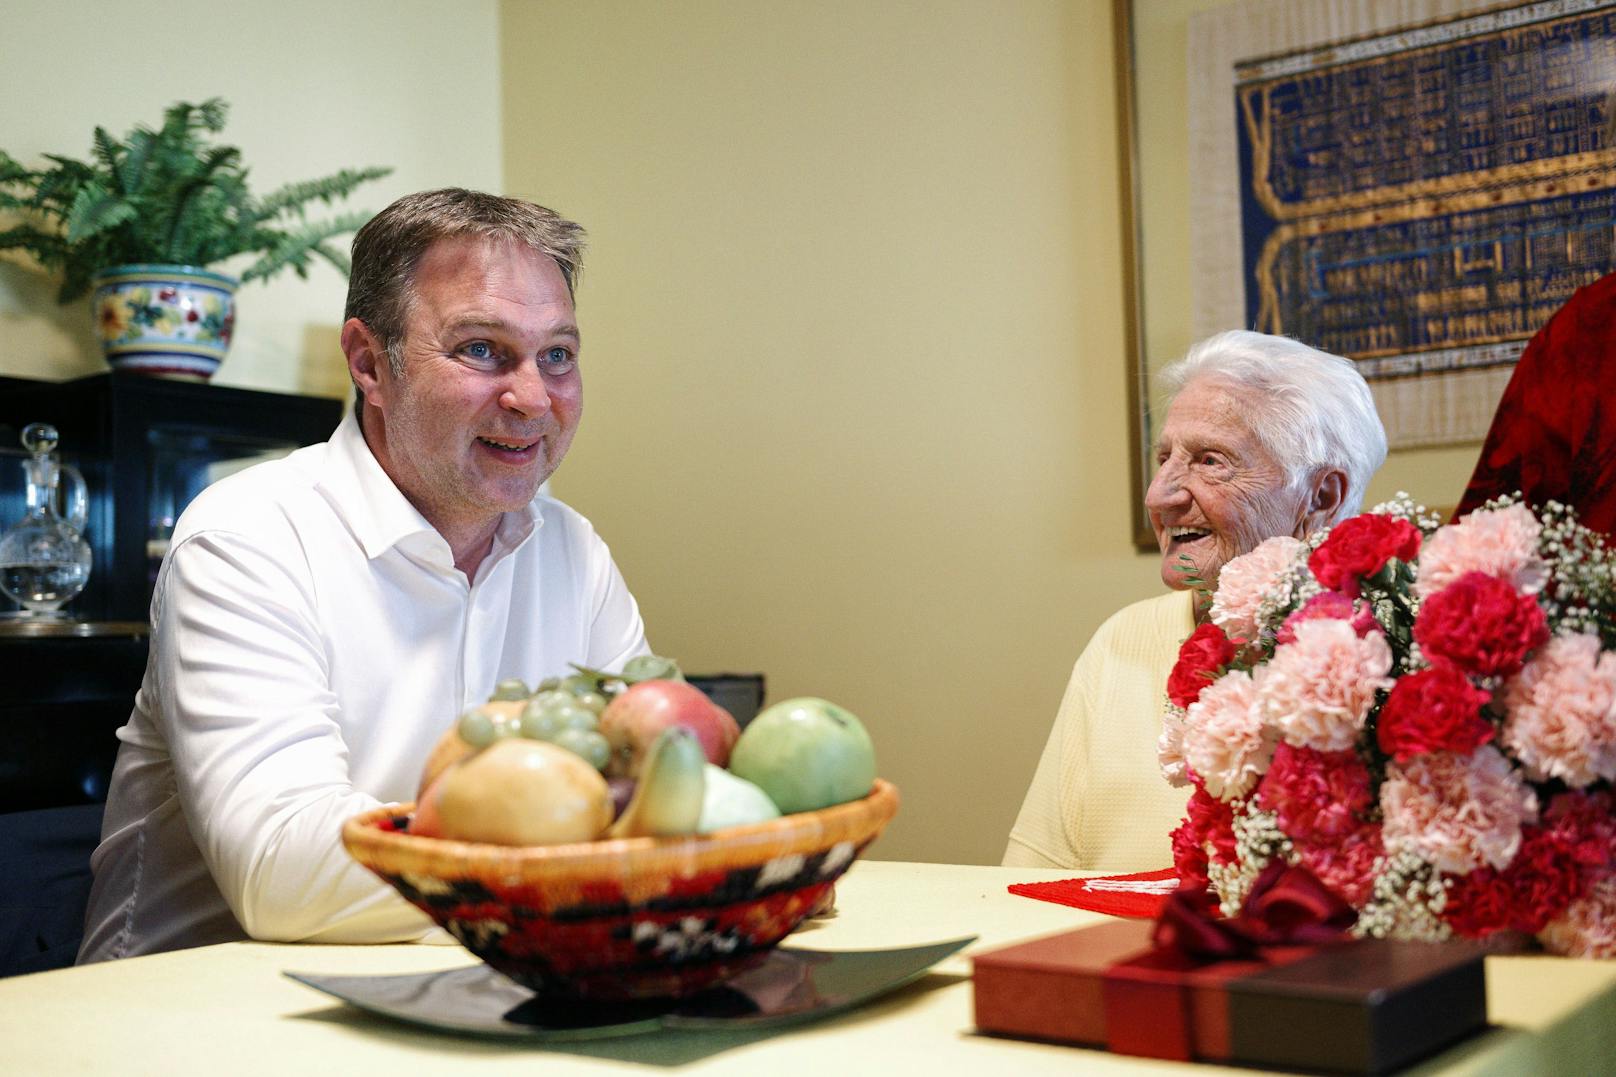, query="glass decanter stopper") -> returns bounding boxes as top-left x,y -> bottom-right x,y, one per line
0,423 -> 92,617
